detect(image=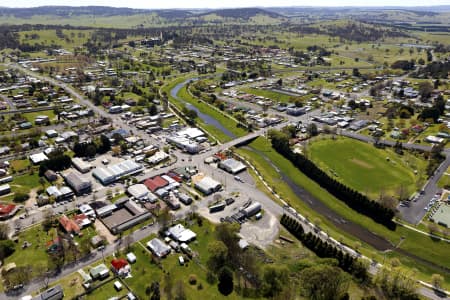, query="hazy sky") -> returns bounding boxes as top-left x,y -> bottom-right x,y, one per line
5,0 -> 450,9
